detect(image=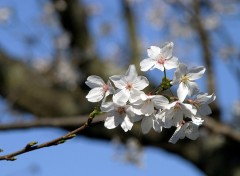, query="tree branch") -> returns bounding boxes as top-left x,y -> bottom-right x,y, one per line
0,109 -> 102,161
